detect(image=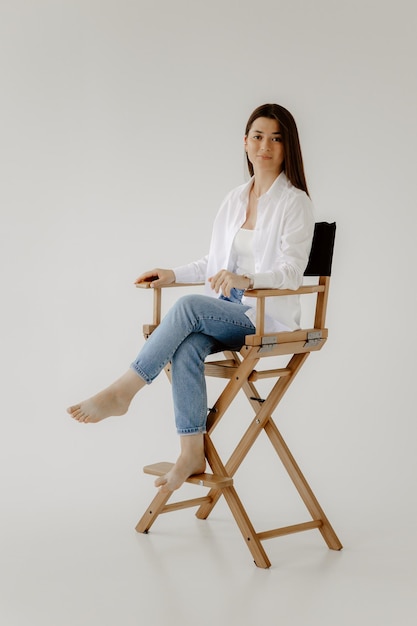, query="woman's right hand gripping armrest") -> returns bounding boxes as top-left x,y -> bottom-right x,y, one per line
134,268 -> 176,288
